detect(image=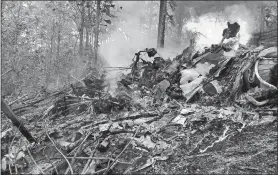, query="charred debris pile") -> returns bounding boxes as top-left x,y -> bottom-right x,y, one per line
31,22 -> 277,116
50,42 -> 277,117
1,30 -> 277,174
